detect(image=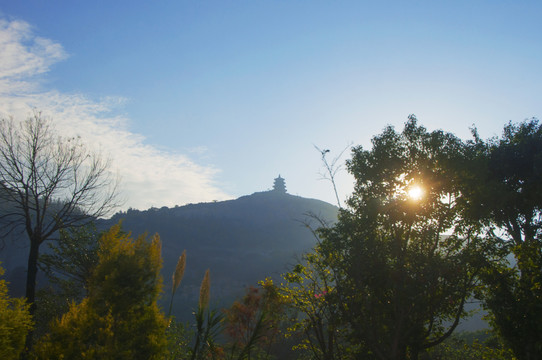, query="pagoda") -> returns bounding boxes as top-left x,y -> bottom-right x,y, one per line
273,175 -> 287,193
